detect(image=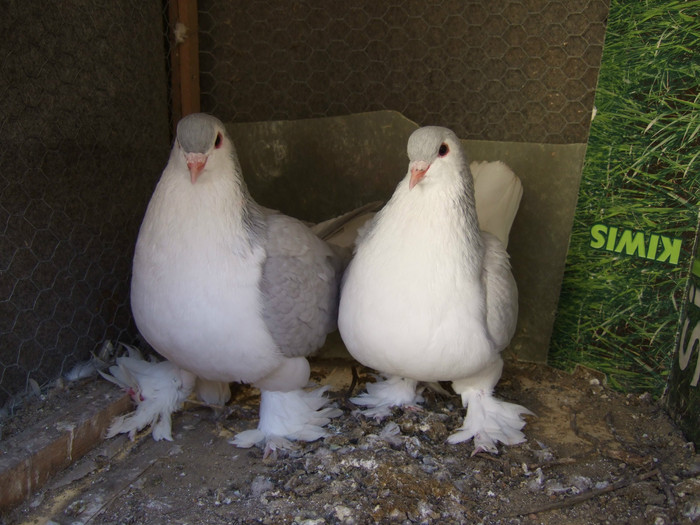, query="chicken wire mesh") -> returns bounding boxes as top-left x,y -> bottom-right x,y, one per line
0,1 -> 171,408
198,0 -> 609,144
1,1 -> 609,409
